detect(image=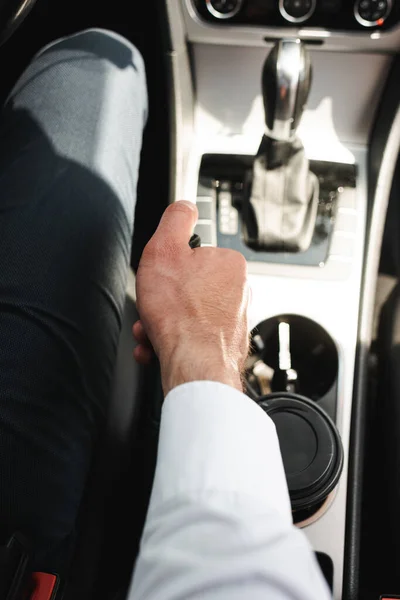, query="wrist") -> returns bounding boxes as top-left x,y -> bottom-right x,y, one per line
160,345 -> 244,396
